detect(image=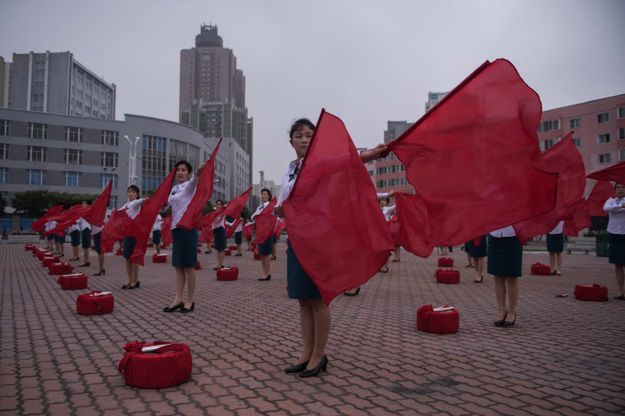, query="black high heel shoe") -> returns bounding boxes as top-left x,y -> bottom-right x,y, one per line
163,302 -> 184,313
503,315 -> 516,327
258,274 -> 271,281
299,356 -> 328,378
128,281 -> 140,289
121,283 -> 132,289
94,269 -> 106,276
79,262 -> 90,267
181,302 -> 195,313
343,287 -> 360,297
494,311 -> 508,327
284,361 -> 309,374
